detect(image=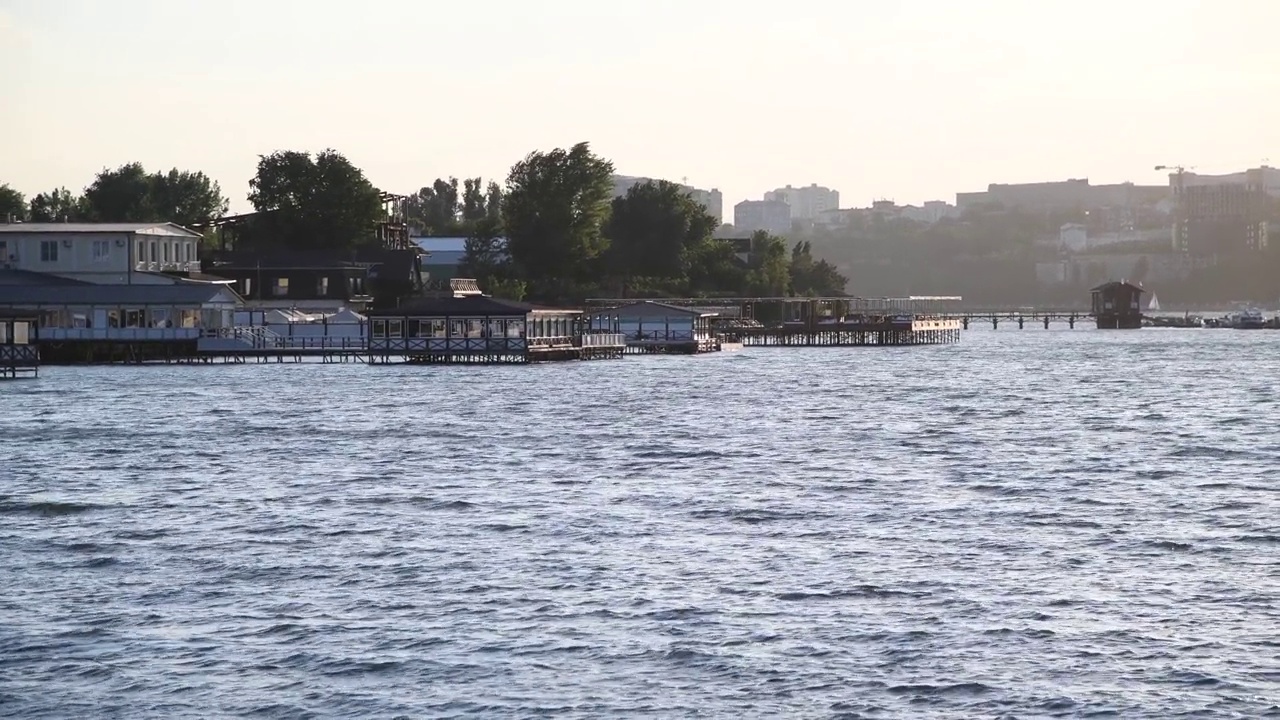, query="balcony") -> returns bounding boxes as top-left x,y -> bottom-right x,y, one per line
135,261 -> 201,273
